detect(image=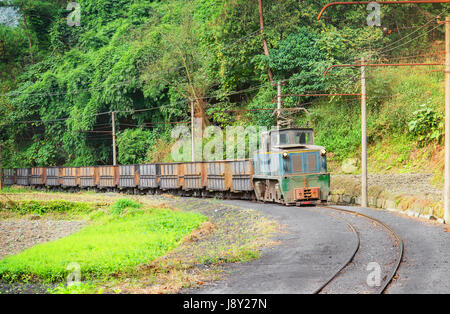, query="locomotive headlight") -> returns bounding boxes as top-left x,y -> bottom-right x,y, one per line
282,151 -> 289,159
320,149 -> 327,156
